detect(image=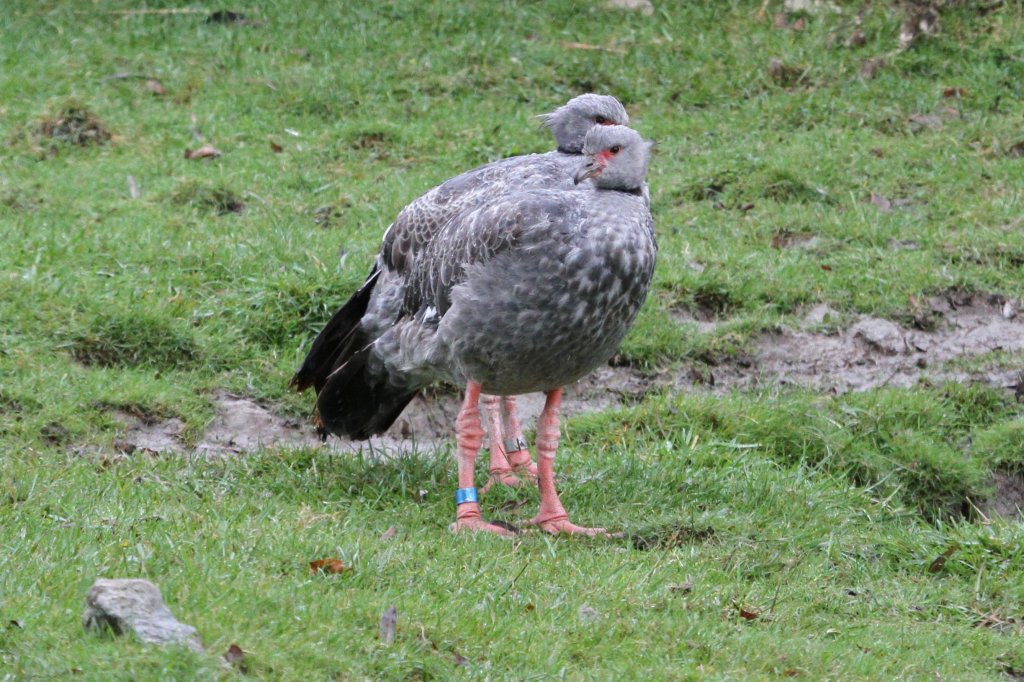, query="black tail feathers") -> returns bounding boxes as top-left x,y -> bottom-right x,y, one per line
315,347 -> 419,440
291,269 -> 380,393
